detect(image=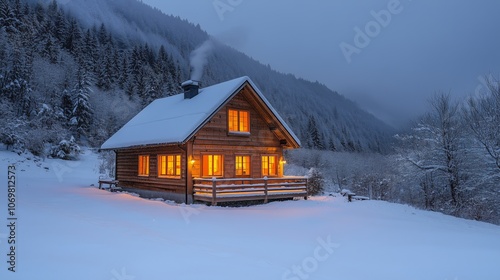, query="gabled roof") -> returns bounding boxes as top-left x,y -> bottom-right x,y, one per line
101,76 -> 300,150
